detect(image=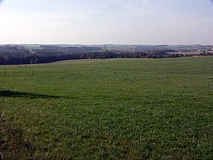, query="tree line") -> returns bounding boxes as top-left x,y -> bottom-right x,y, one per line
0,45 -> 213,65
